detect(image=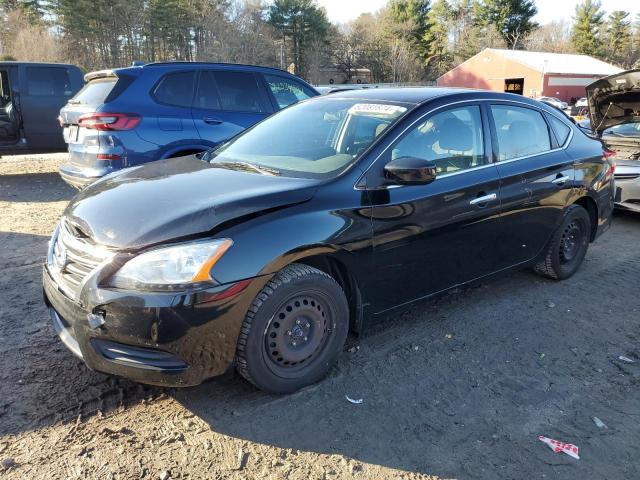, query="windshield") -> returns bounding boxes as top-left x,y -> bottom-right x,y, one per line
603,122 -> 640,137
209,98 -> 410,179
